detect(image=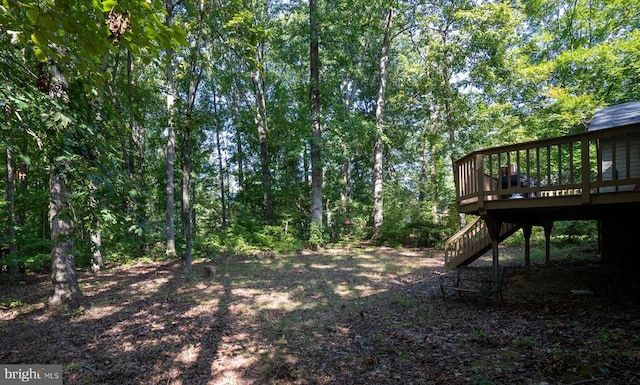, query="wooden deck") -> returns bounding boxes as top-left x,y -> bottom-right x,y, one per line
454,124 -> 640,223
446,123 -> 640,270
